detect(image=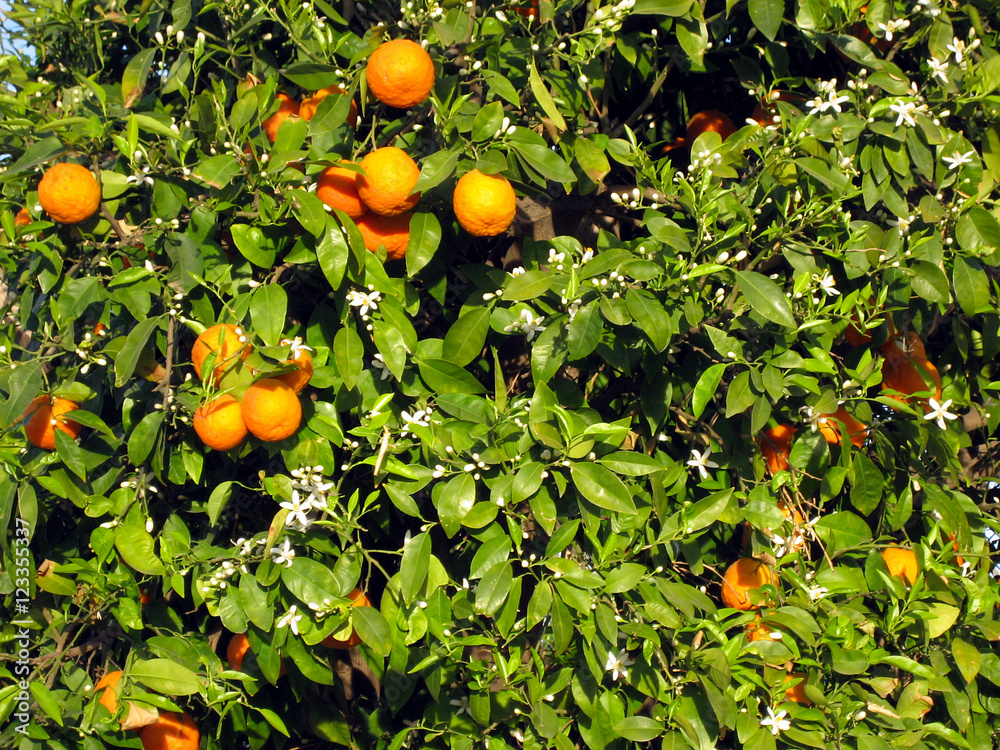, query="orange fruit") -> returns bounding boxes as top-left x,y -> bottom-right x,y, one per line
262,92 -> 300,143
38,163 -> 102,224
14,207 -> 31,228
720,558 -> 776,611
240,378 -> 302,442
760,424 -> 796,474
686,109 -> 738,144
745,618 -> 775,642
193,395 -> 248,451
881,352 -> 942,406
227,633 -> 251,671
275,338 -> 314,394
94,670 -> 123,715
299,84 -> 359,126
881,331 -> 927,362
191,323 -> 251,385
784,673 -> 812,705
321,588 -> 373,649
817,406 -> 868,449
365,39 -> 436,109
452,169 -> 517,237
512,0 -> 539,18
316,164 -> 367,219
882,547 -> 918,585
139,711 -> 199,750
357,147 -> 421,217
24,395 -> 82,450
355,210 -> 413,261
